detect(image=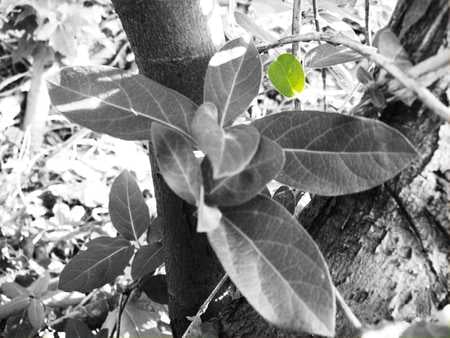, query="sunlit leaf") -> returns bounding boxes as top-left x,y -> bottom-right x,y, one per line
191,102 -> 260,179
234,11 -> 278,43
27,299 -> 44,330
59,237 -> 134,293
151,123 -> 202,205
48,66 -> 197,141
207,195 -> 335,336
109,170 -> 150,241
253,110 -> 418,196
304,44 -> 362,69
131,243 -> 164,280
268,53 -> 305,97
141,275 -> 169,305
204,136 -> 285,206
204,38 -> 262,127
197,187 -> 222,232
65,318 -> 95,338
1,282 -> 30,299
